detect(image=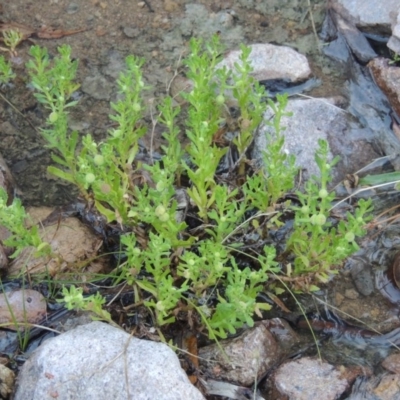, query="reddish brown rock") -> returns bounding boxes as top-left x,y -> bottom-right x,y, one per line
9,208 -> 108,278
382,353 -> 400,374
368,58 -> 400,118
0,289 -> 47,330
